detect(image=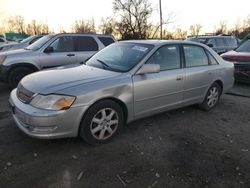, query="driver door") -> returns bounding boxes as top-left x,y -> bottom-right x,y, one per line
132,45 -> 184,119
39,36 -> 77,69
